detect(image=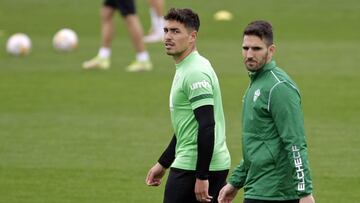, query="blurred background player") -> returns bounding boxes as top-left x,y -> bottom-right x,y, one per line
143,0 -> 165,43
82,0 -> 152,72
